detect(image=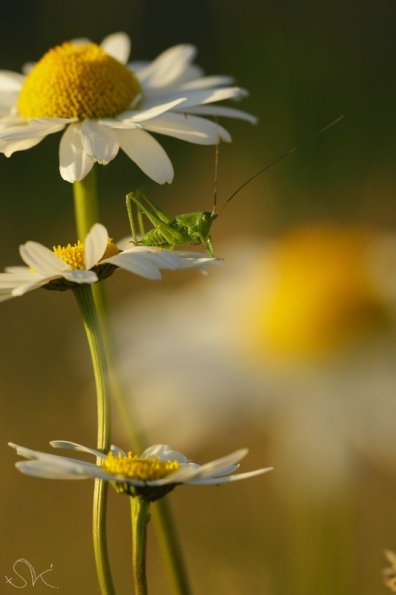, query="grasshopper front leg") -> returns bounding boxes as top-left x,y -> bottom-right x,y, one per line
126,191 -> 185,247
